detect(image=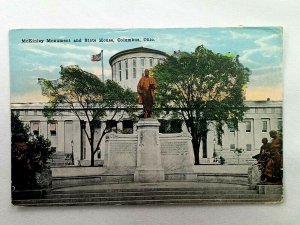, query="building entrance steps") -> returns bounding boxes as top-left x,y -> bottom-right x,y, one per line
12,182 -> 283,206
